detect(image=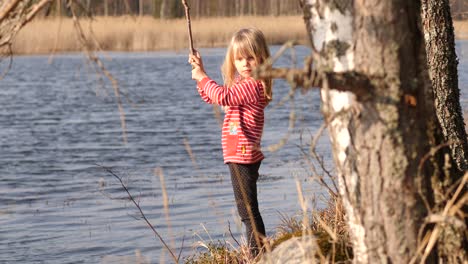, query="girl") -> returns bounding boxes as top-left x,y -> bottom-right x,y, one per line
189,28 -> 272,256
